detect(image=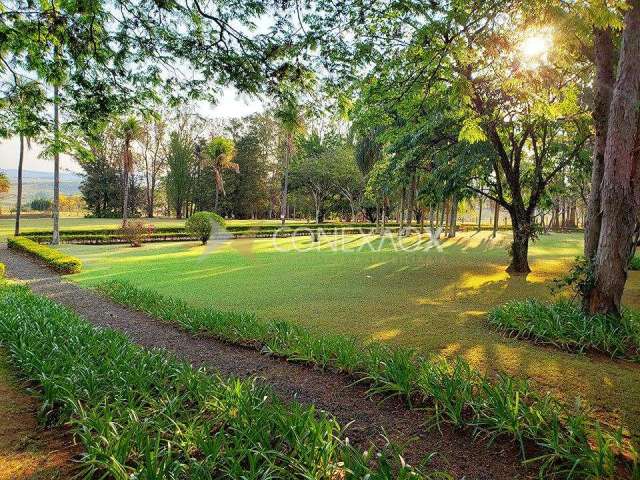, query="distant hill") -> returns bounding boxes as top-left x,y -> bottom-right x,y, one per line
0,169 -> 82,210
